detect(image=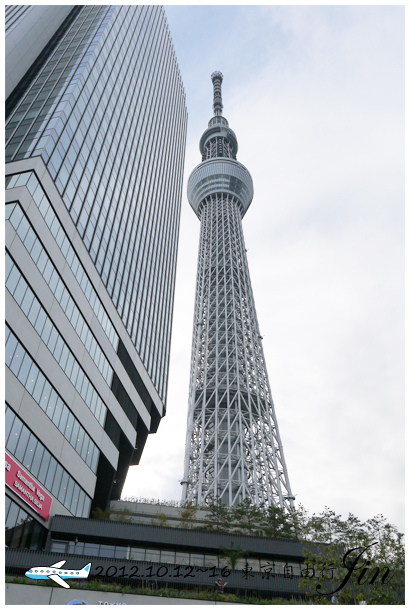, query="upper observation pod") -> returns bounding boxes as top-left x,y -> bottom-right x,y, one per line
188,72 -> 254,219
188,159 -> 254,219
